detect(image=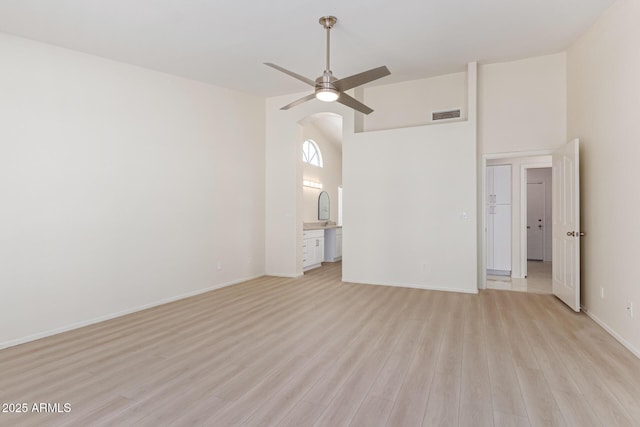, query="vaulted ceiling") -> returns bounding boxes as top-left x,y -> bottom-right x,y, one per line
0,0 -> 615,97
